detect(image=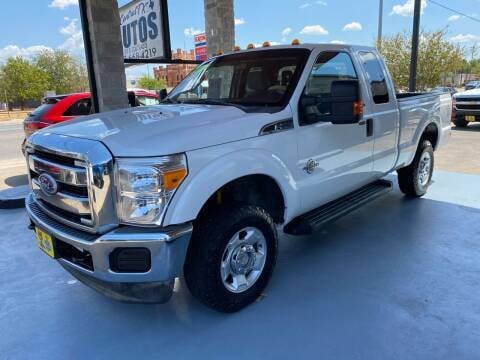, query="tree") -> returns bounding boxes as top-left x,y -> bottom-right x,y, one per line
34,50 -> 89,94
379,29 -> 464,90
137,76 -> 166,90
0,57 -> 49,109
